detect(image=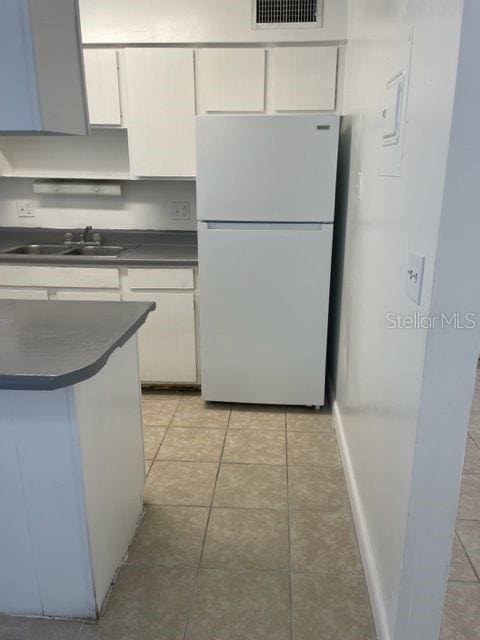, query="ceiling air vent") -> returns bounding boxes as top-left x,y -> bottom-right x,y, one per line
254,0 -> 321,26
